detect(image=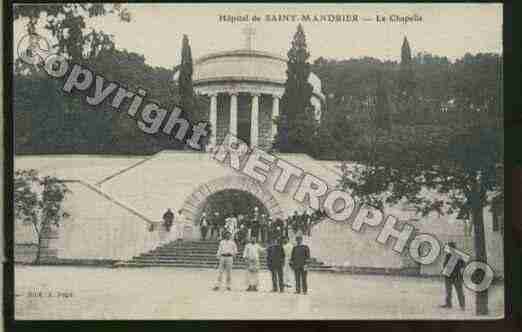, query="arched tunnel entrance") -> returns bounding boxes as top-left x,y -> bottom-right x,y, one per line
201,189 -> 269,222
181,175 -> 284,231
